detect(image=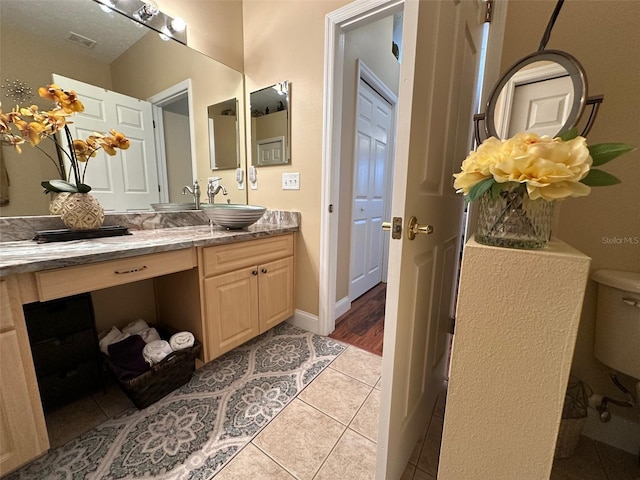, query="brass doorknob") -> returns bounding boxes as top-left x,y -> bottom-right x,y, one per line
407,216 -> 434,240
